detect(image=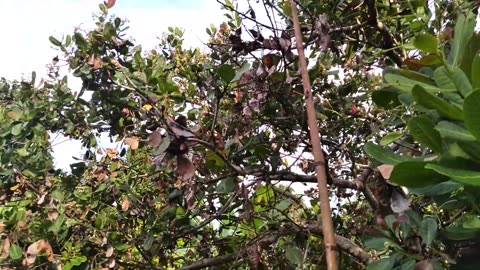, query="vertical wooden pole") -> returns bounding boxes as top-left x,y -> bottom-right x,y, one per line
289,1 -> 338,269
